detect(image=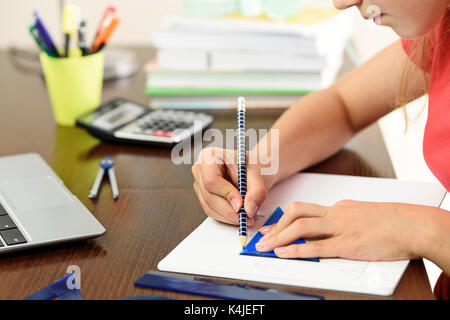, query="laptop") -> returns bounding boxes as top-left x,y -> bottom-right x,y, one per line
0,153 -> 105,253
